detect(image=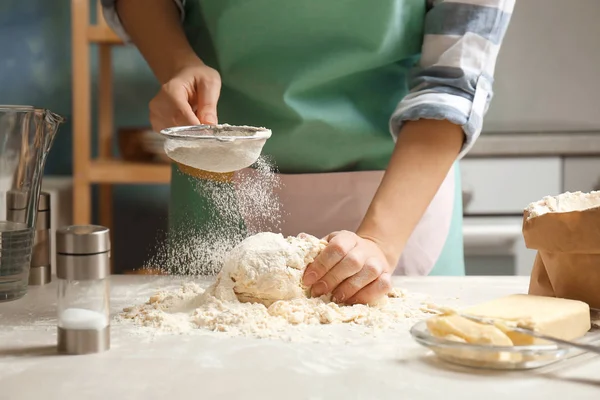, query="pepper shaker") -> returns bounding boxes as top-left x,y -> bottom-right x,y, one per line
6,191 -> 52,285
56,225 -> 111,355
